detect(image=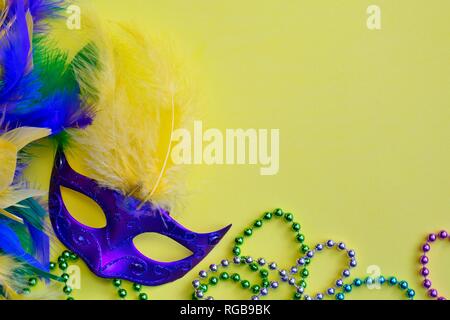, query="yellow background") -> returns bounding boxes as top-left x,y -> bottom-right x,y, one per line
27,0 -> 449,300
